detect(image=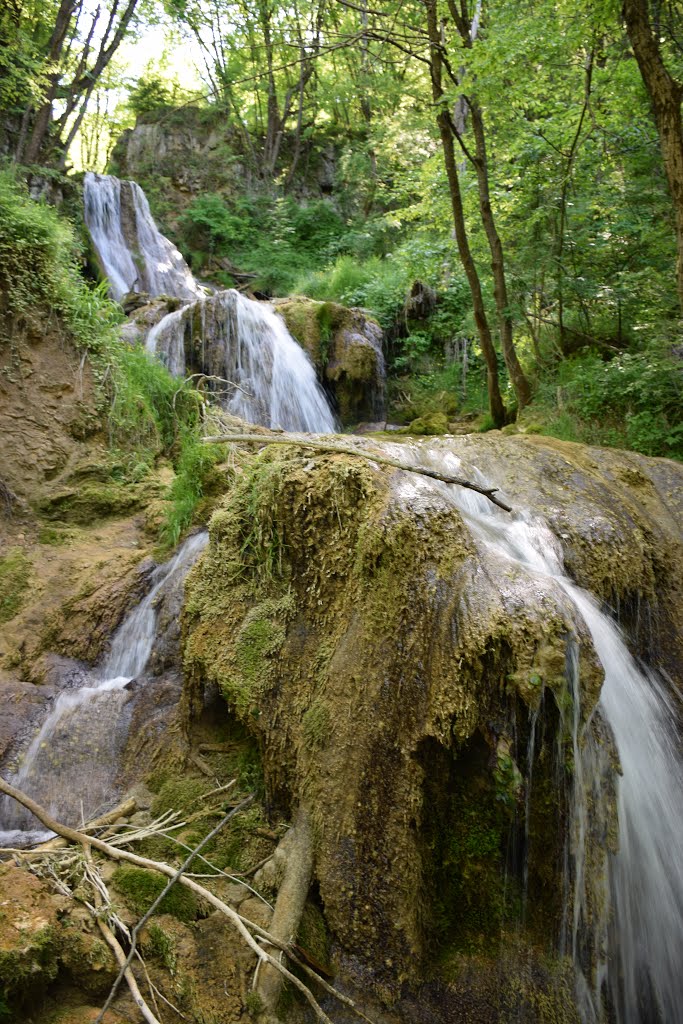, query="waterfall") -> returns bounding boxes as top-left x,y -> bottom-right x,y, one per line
386,443 -> 683,1023
84,172 -> 201,303
0,532 -> 207,846
146,289 -> 336,433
